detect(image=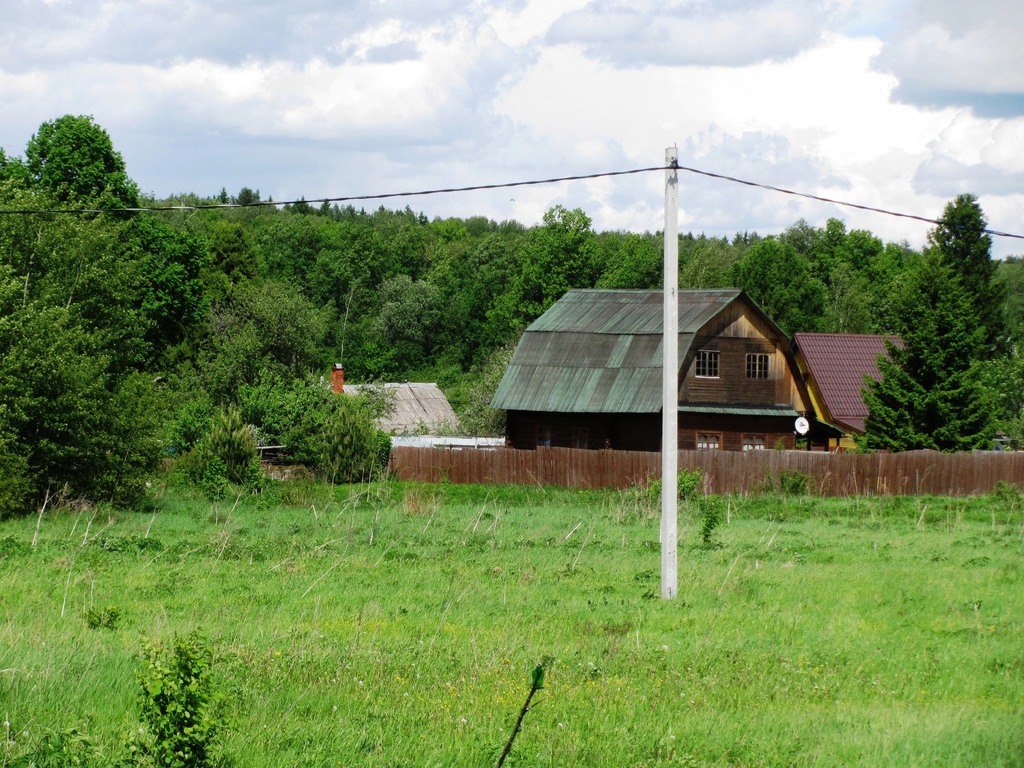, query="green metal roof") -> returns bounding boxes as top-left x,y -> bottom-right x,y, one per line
491,289 -> 748,414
